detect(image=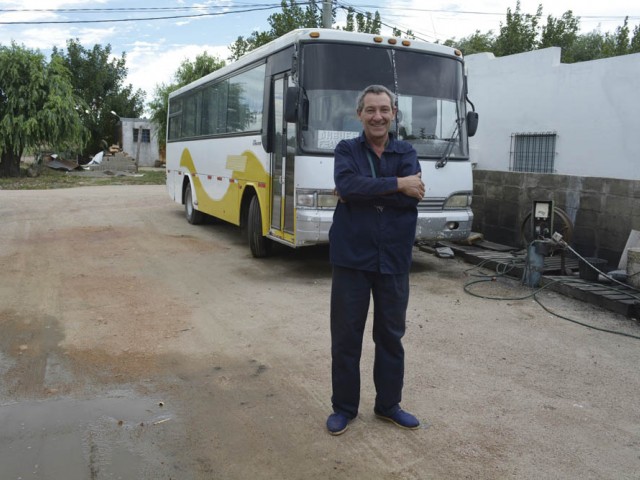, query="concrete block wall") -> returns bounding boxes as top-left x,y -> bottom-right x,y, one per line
86,153 -> 137,172
472,170 -> 640,268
